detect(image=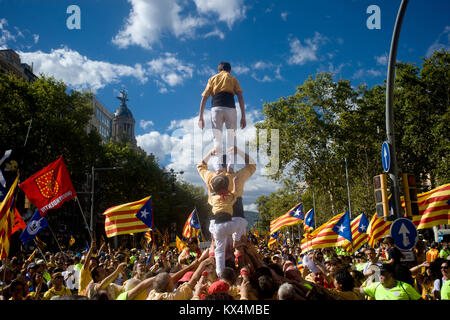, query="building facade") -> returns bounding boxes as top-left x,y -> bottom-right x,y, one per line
0,49 -> 38,82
